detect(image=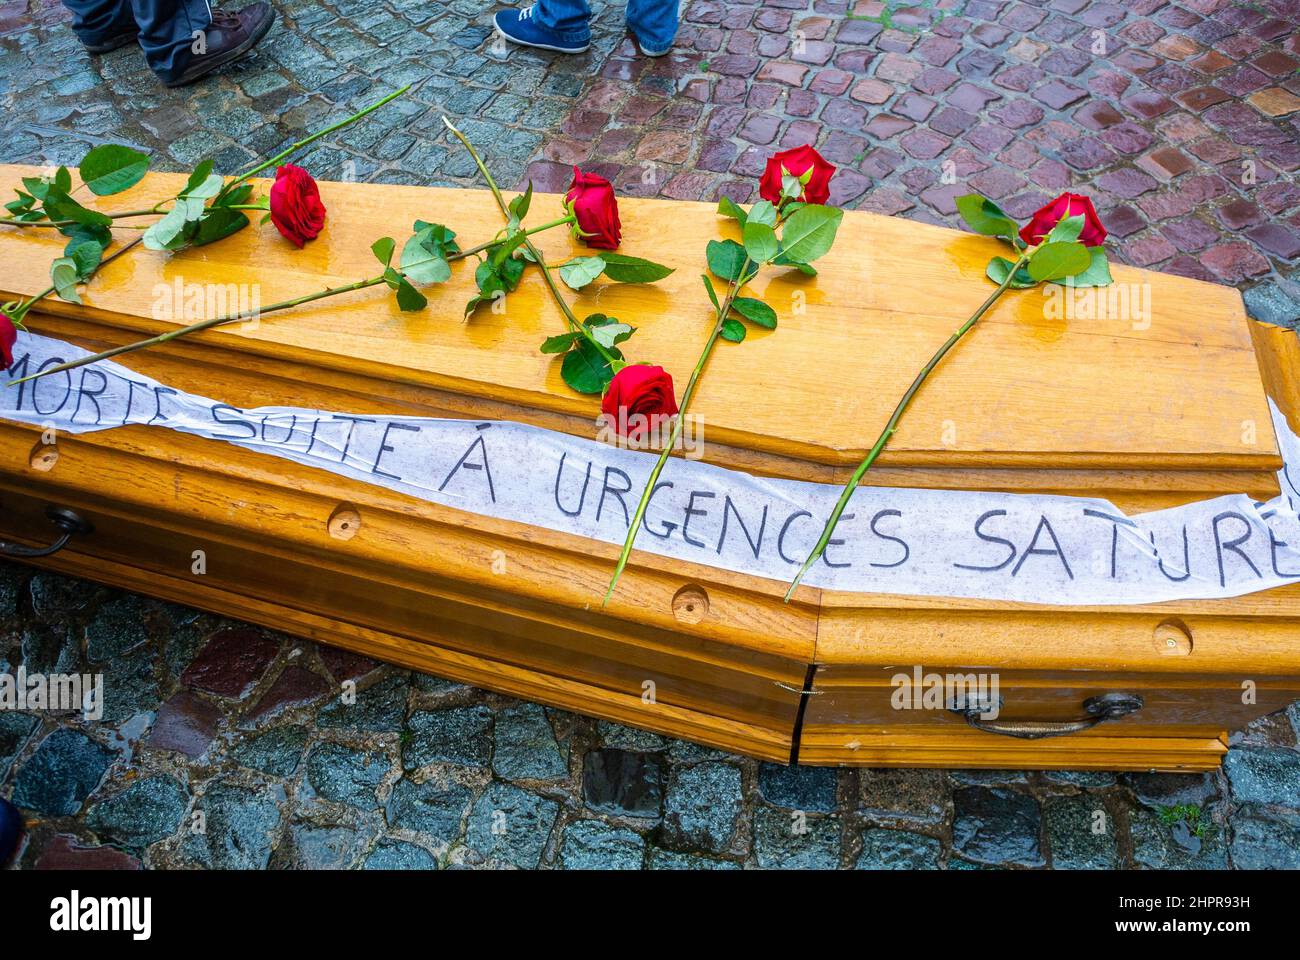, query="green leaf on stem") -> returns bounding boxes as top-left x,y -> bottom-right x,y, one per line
79,144 -> 150,197
412,221 -> 460,257
183,160 -> 215,196
701,274 -> 720,312
747,199 -> 777,227
190,208 -> 249,247
490,229 -> 529,270
1027,241 -> 1091,282
986,256 -> 1037,289
54,167 -> 73,194
395,277 -> 428,311
721,318 -> 746,342
731,296 -> 777,329
215,183 -> 255,208
62,222 -> 111,254
400,228 -> 452,285
706,238 -> 748,282
596,251 -> 674,283
1045,213 -> 1086,245
371,237 -> 395,267
778,205 -> 842,264
560,255 -> 606,290
508,182 -> 532,224
5,191 -> 36,215
742,220 -> 779,264
540,332 -> 579,354
67,239 -> 102,278
585,313 -> 635,349
1060,247 -> 1113,289
717,196 -> 747,227
382,267 -> 403,289
49,257 -> 82,305
561,338 -> 619,394
955,194 -> 1020,242
42,189 -> 113,229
